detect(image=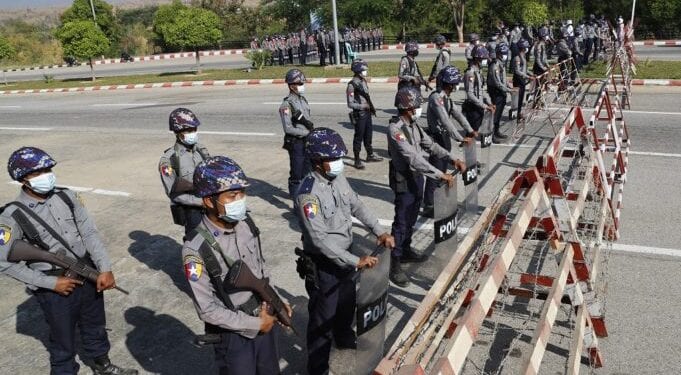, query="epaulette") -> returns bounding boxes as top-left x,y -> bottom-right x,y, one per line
298,175 -> 315,195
